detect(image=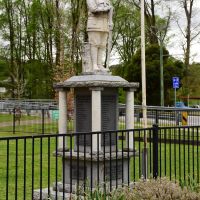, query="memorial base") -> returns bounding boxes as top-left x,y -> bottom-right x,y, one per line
54,150 -> 138,190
